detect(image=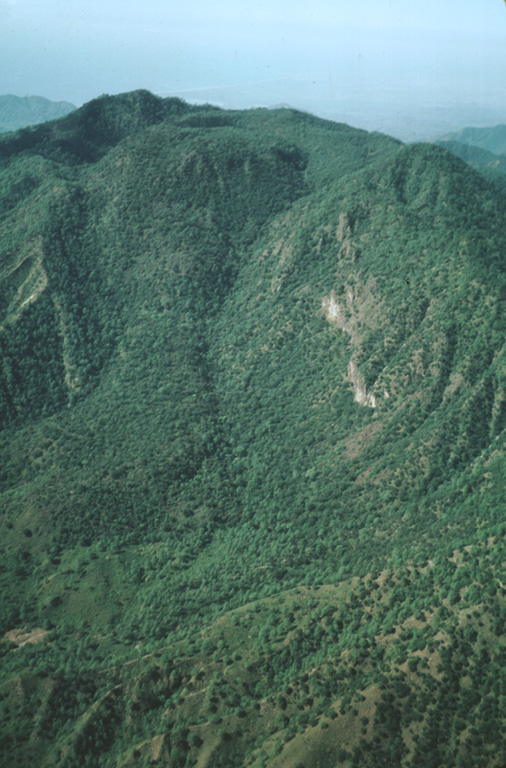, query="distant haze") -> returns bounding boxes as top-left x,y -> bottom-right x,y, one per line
1,0 -> 506,140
